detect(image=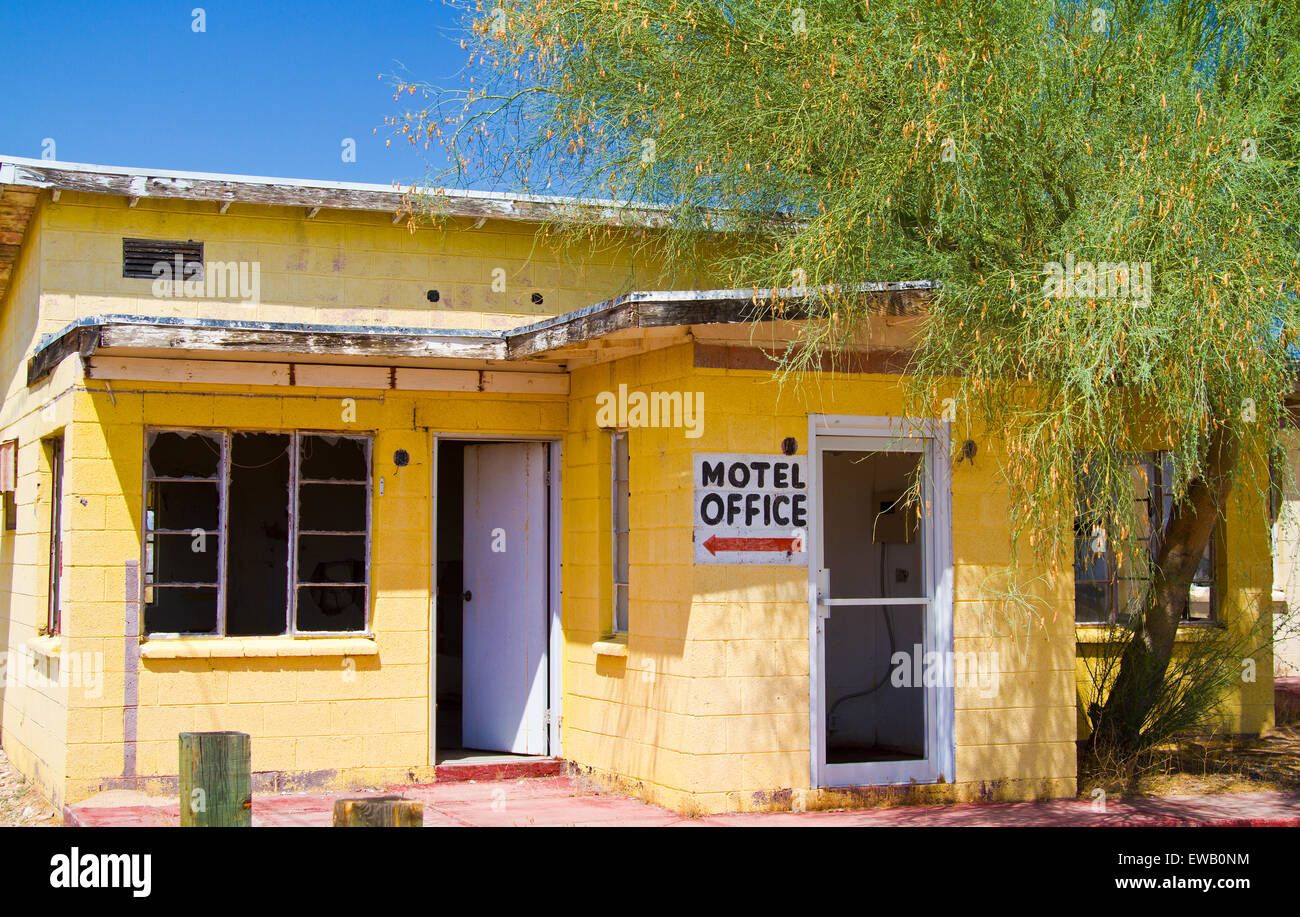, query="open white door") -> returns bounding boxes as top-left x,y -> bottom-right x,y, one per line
462,442 -> 549,754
